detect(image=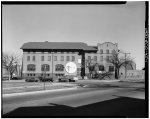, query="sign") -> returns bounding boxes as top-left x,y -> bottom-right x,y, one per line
65,62 -> 77,74
78,59 -> 81,63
